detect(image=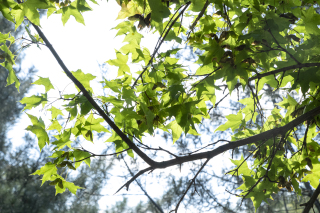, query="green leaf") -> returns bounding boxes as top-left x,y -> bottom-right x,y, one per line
73,149 -> 91,168
302,164 -> 320,188
13,0 -> 52,27
25,113 -> 49,151
72,69 -> 96,93
230,155 -> 253,176
166,120 -> 182,143
0,44 -> 20,91
0,0 -> 17,22
140,102 -> 155,134
0,32 -> 15,44
66,162 -> 76,170
20,95 -> 47,111
31,162 -> 57,186
52,130 -> 72,150
84,114 -> 110,133
80,99 -> 93,115
106,51 -> 130,76
215,110 -> 243,132
48,106 -> 64,120
48,120 -> 63,132
123,26 -> 143,45
189,0 -> 206,12
147,0 -> 170,26
303,7 -> 320,35
122,87 -> 138,104
66,106 -> 78,121
56,0 -> 92,25
106,130 -> 122,142
64,181 -> 84,195
33,76 -> 54,92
